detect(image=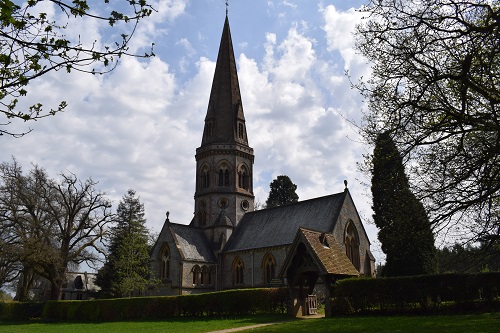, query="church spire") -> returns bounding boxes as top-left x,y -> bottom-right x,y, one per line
194,14 -> 254,235
201,15 -> 248,146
